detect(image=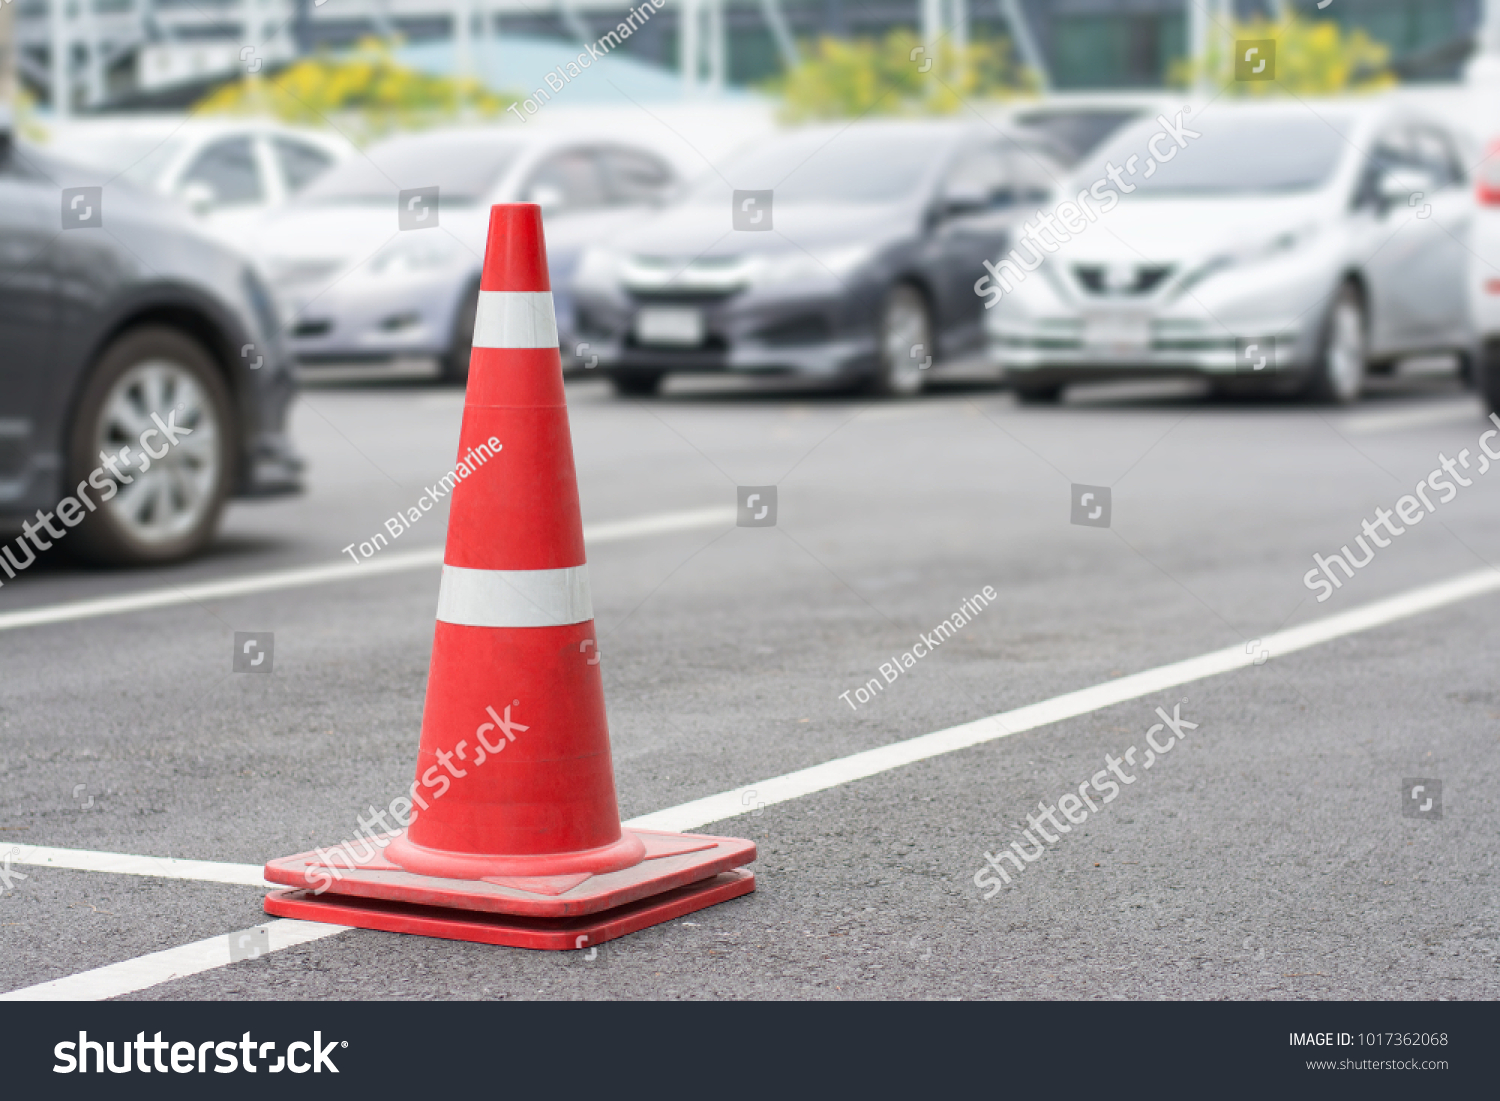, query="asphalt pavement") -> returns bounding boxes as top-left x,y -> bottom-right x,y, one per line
2,367 -> 1497,1000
